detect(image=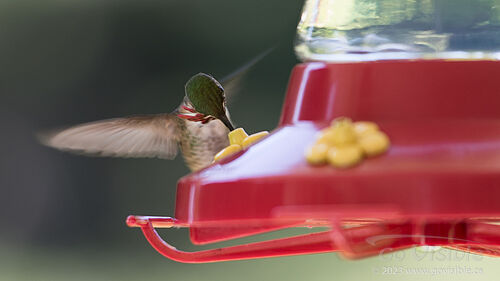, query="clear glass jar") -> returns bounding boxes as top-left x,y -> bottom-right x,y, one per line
296,0 -> 500,61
